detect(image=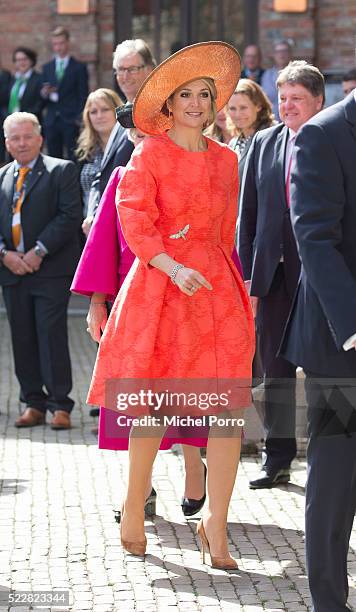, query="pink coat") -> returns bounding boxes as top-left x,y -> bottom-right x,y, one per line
71,167 -> 134,300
